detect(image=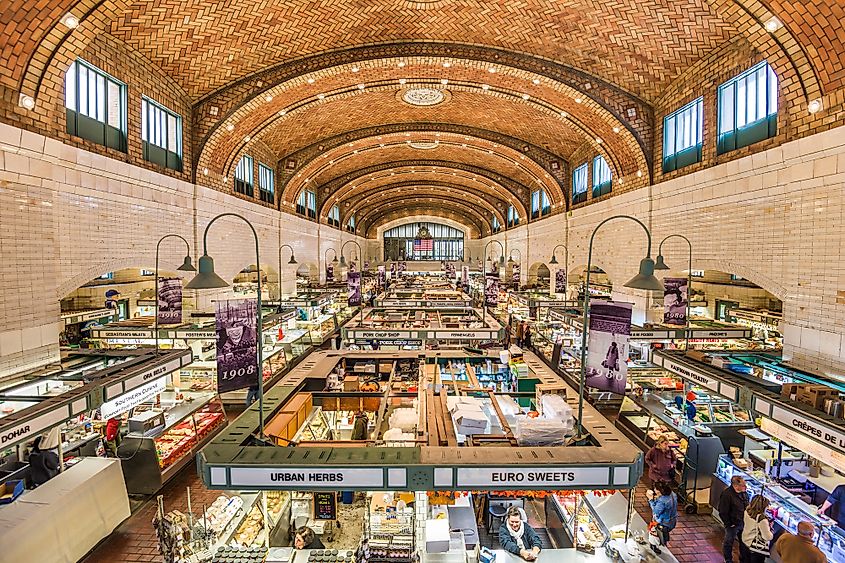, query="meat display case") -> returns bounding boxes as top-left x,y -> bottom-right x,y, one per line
118,393 -> 226,494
